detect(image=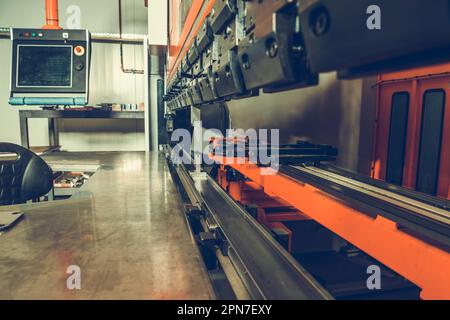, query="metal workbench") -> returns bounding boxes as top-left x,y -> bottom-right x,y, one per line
18,110 -> 145,149
0,151 -> 214,299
